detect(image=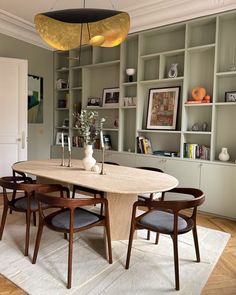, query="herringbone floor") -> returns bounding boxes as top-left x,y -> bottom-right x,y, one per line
0,208 -> 235,294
